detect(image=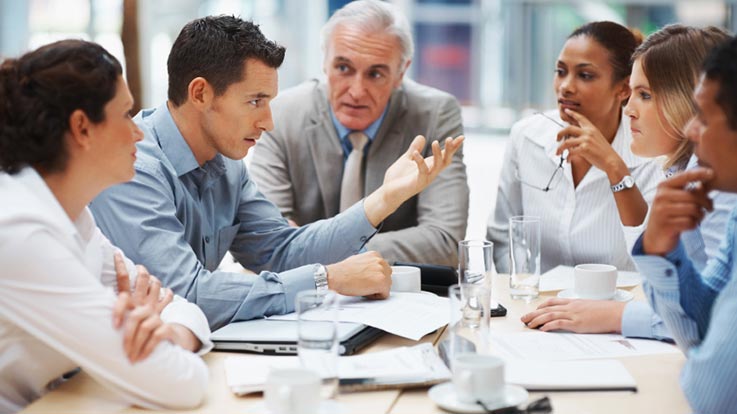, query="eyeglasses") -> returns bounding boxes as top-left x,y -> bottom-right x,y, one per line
514,112 -> 568,192
476,396 -> 552,413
